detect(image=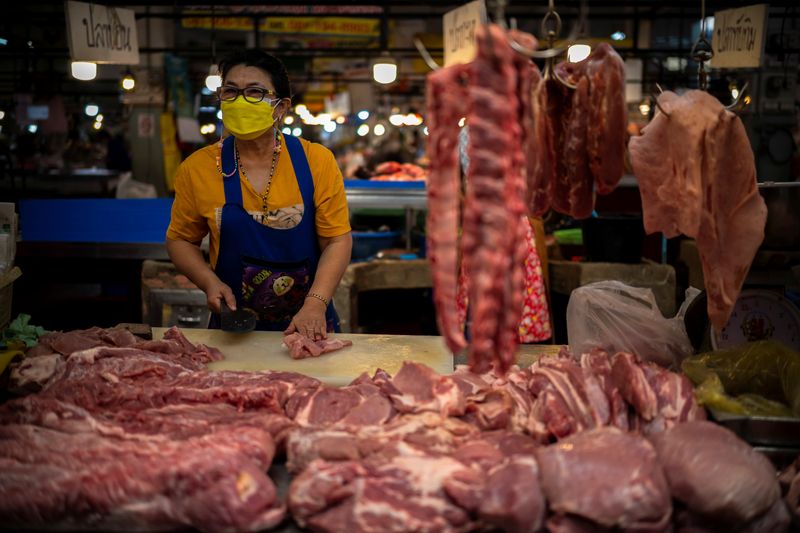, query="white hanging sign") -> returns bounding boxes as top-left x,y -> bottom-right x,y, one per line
443,0 -> 487,68
66,1 -> 140,64
711,4 -> 768,69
